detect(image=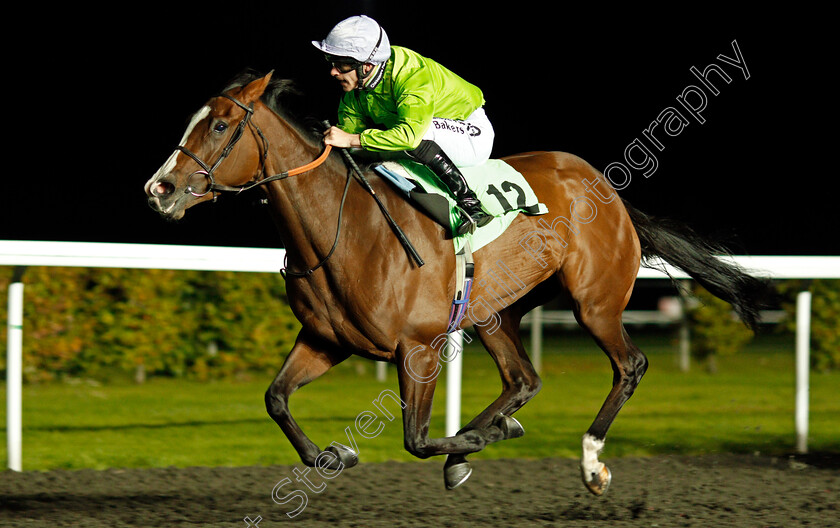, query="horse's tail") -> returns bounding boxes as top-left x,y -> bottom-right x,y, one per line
622,198 -> 773,332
